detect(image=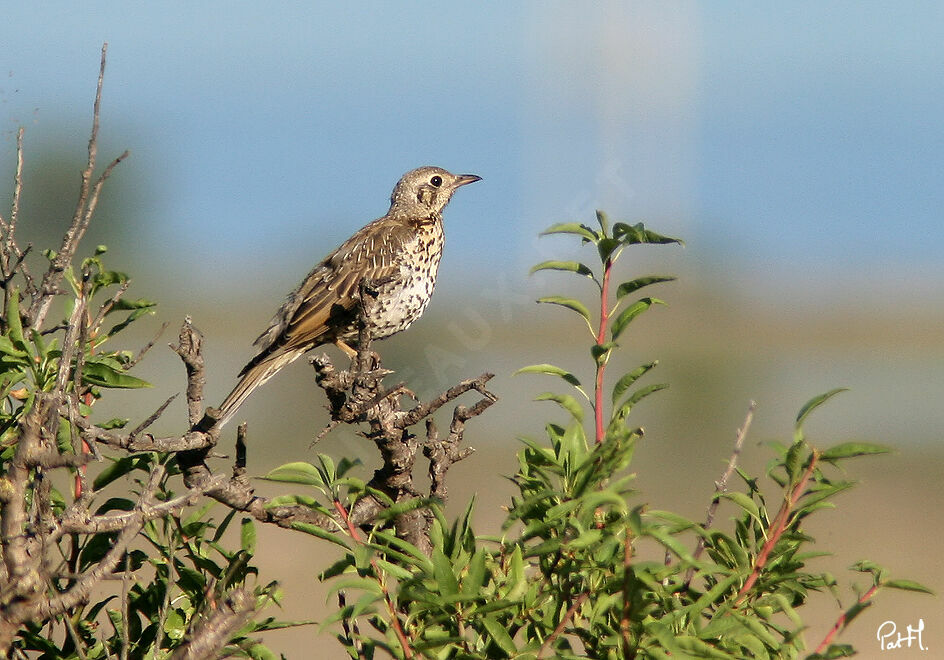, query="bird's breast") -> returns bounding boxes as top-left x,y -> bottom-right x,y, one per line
367,222 -> 444,338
